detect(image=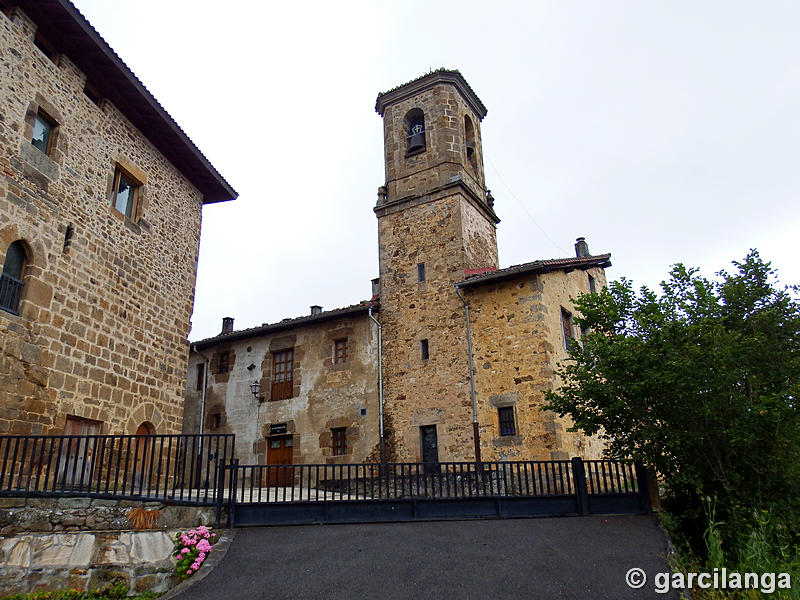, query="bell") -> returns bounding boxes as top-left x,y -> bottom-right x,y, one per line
466,142 -> 475,158
408,132 -> 425,153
